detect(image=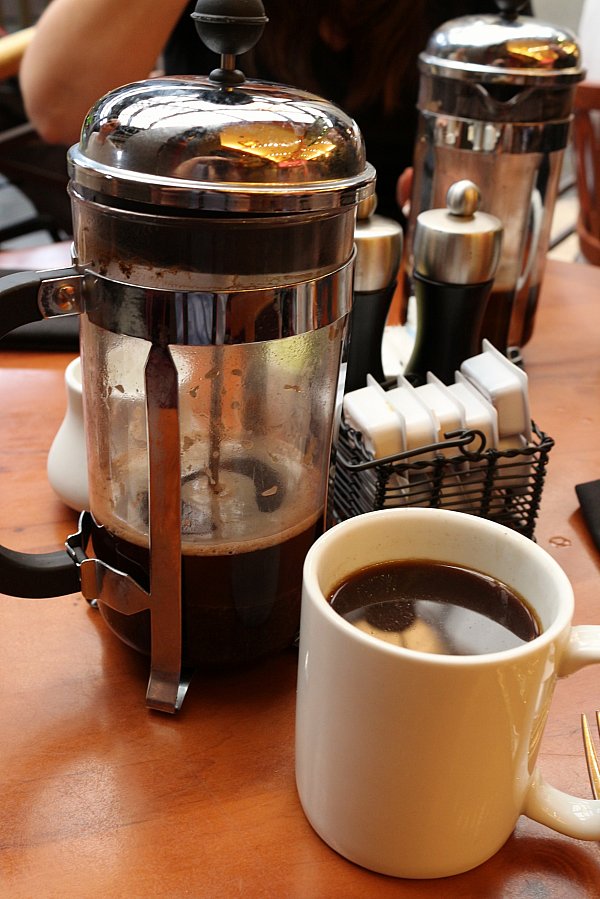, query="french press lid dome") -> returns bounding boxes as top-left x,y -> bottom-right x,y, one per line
420,0 -> 582,86
67,0 -> 375,214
